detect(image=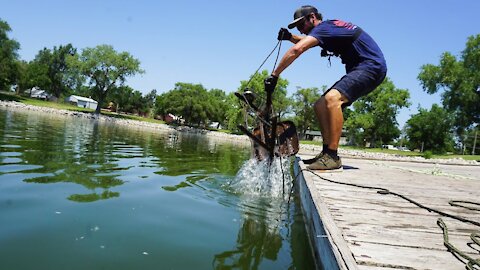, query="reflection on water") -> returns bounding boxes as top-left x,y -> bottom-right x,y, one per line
0,108 -> 315,270
0,116 -> 127,202
213,192 -> 286,269
67,190 -> 120,203
213,216 -> 283,269
214,157 -> 316,269
0,111 -> 245,202
162,174 -> 210,191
